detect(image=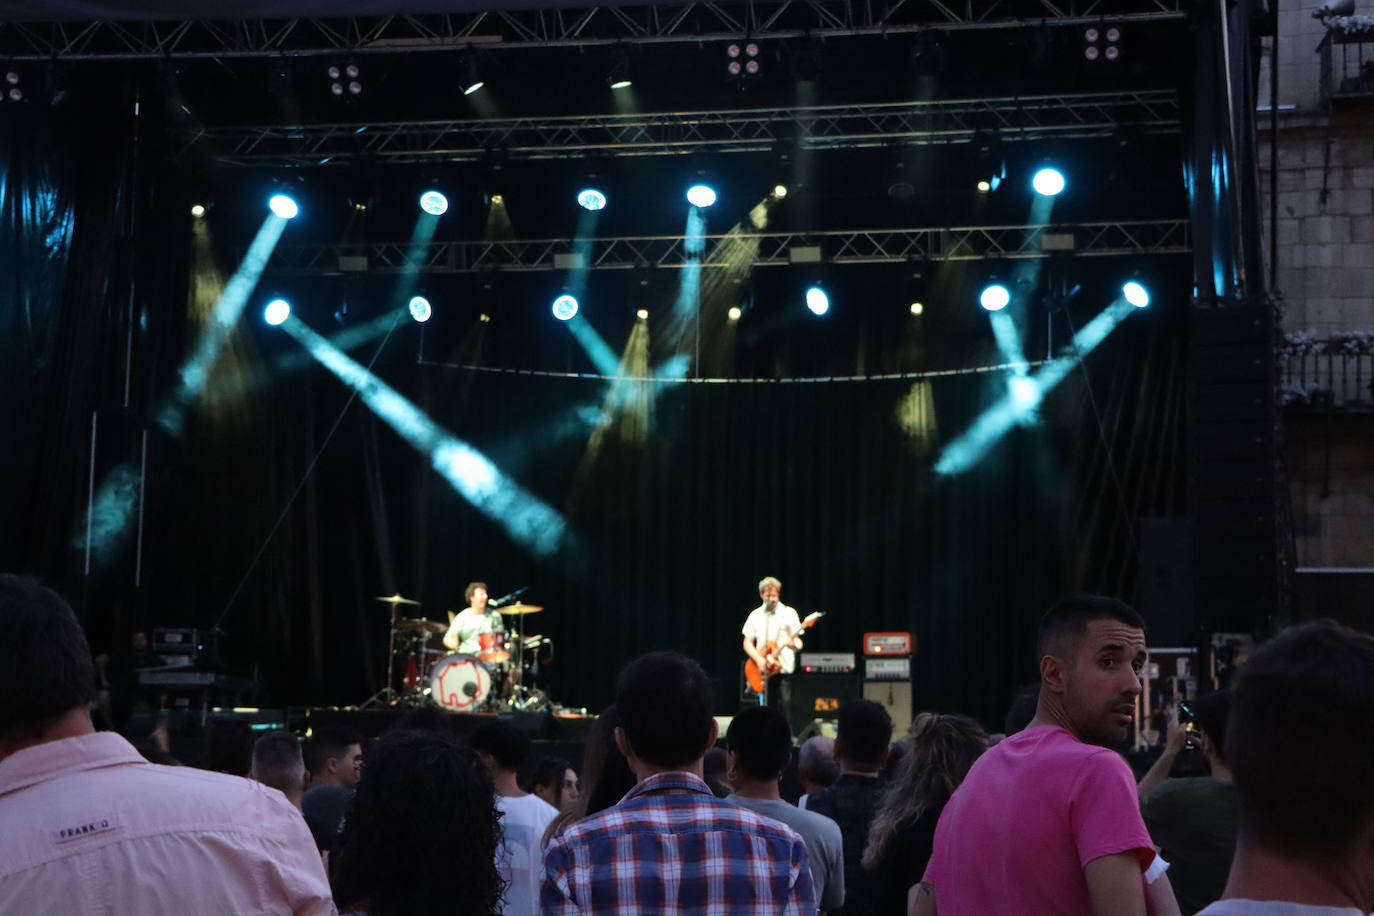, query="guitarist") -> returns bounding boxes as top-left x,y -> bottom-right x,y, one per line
741,576 -> 804,729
